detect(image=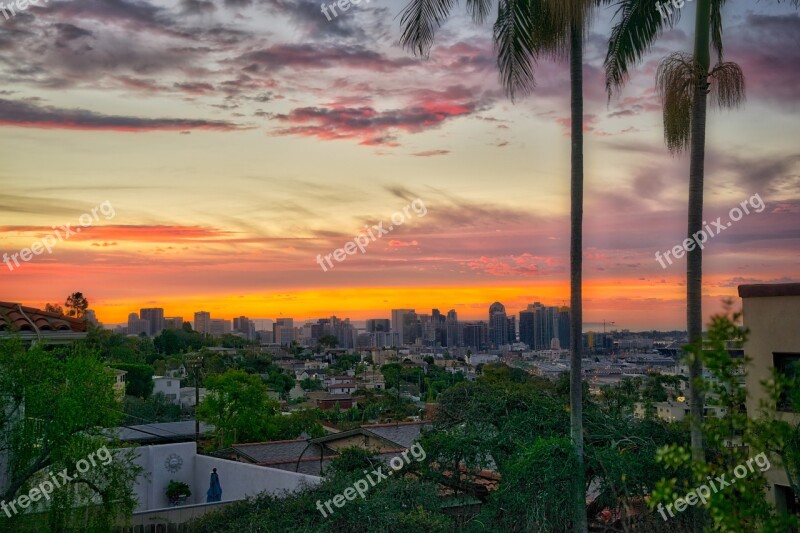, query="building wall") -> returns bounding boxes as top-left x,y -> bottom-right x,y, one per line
129,442 -> 320,512
742,292 -> 800,505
